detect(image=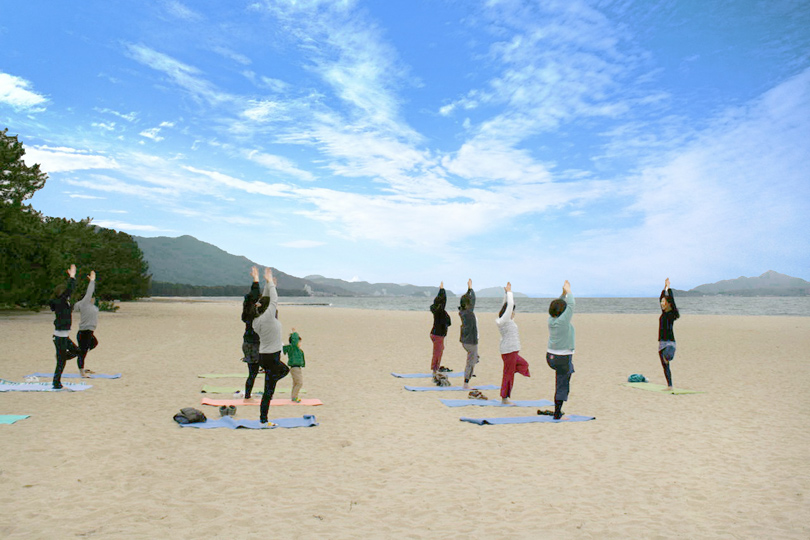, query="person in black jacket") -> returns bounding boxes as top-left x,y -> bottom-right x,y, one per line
241,266 -> 262,399
429,282 -> 451,375
658,278 -> 680,390
458,279 -> 479,389
49,264 -> 81,389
